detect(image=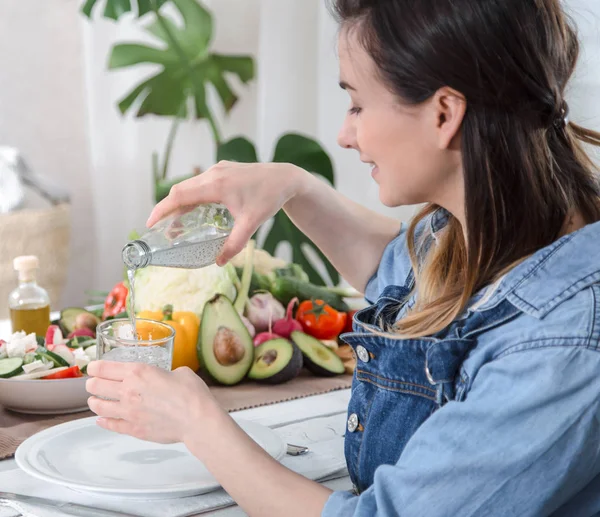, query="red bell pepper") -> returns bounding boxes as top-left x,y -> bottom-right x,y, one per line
103,282 -> 128,320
